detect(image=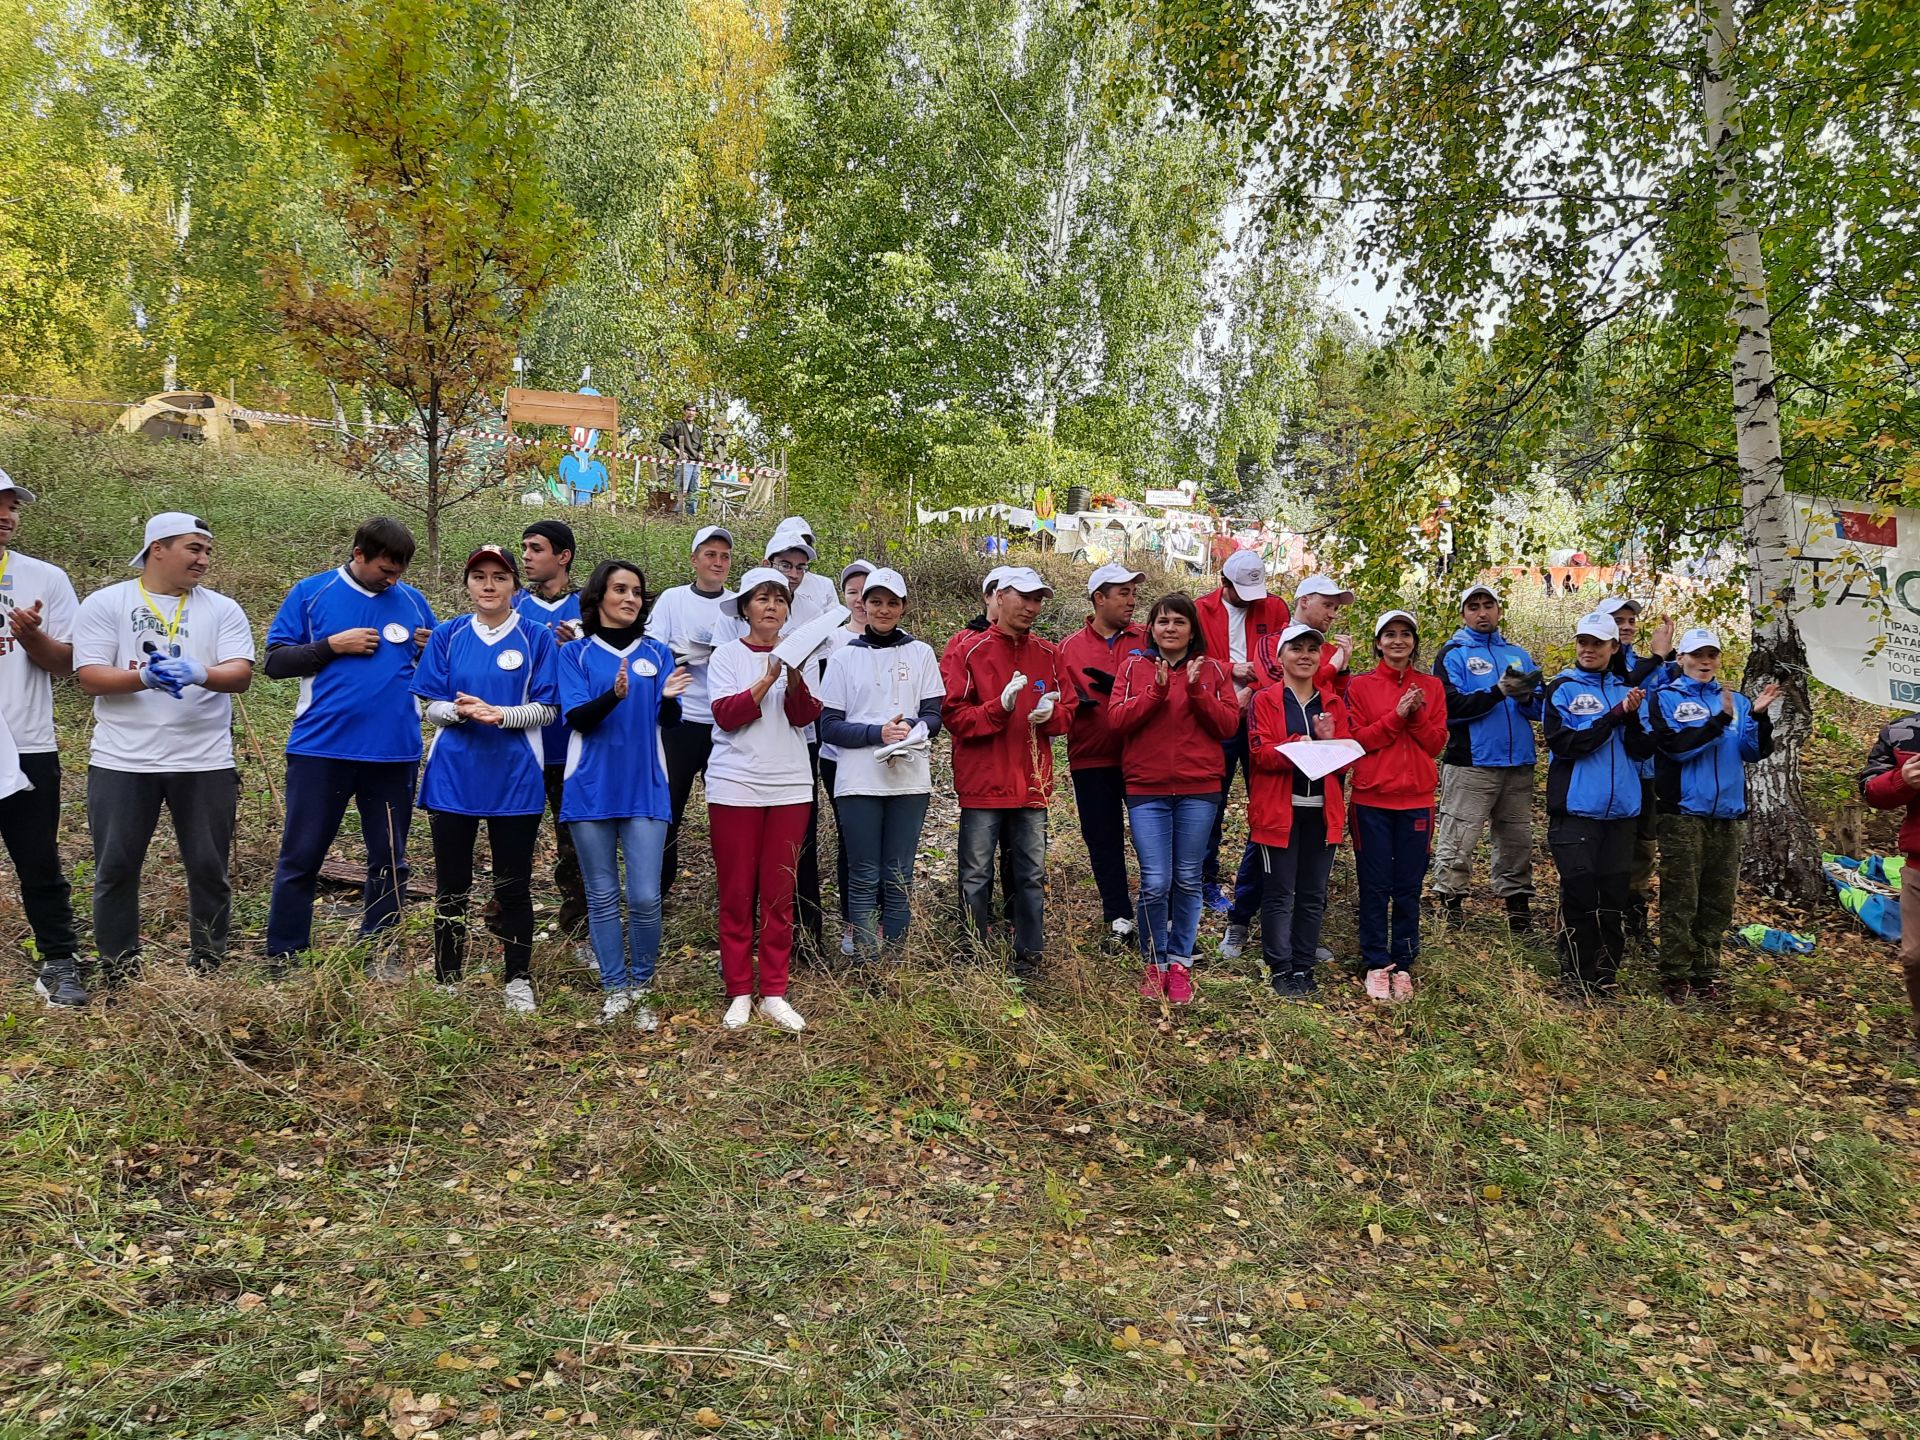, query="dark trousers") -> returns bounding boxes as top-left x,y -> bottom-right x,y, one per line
0,750 -> 79,962
429,810 -> 540,983
1071,766 -> 1134,924
820,756 -> 850,924
660,719 -> 713,896
541,763 -> 588,935
1259,807 -> 1335,978
1550,813 -> 1636,989
87,766 -> 239,968
1353,803 -> 1432,972
266,754 -> 416,958
1204,719 -> 1251,885
958,807 -> 1047,960
793,741 -> 824,948
1629,777 -> 1657,915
